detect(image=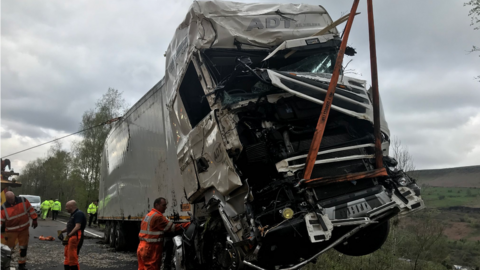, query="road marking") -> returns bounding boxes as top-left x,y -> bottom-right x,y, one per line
57,221 -> 103,238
